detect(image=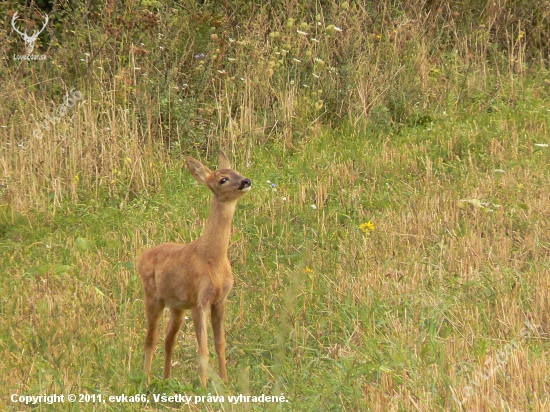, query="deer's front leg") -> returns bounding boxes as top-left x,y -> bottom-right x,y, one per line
164,307 -> 186,379
211,302 -> 227,380
192,306 -> 209,387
